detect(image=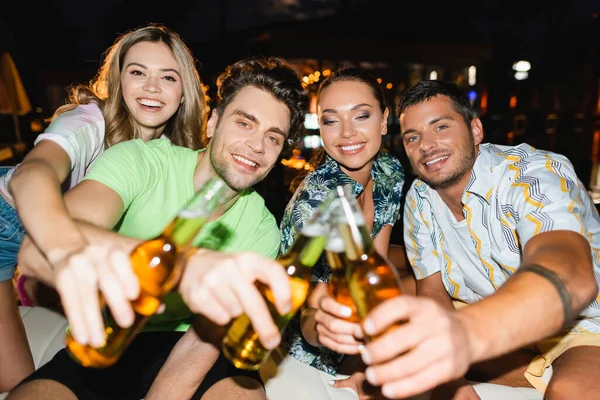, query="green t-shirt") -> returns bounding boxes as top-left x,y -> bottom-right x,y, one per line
83,138 -> 280,331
